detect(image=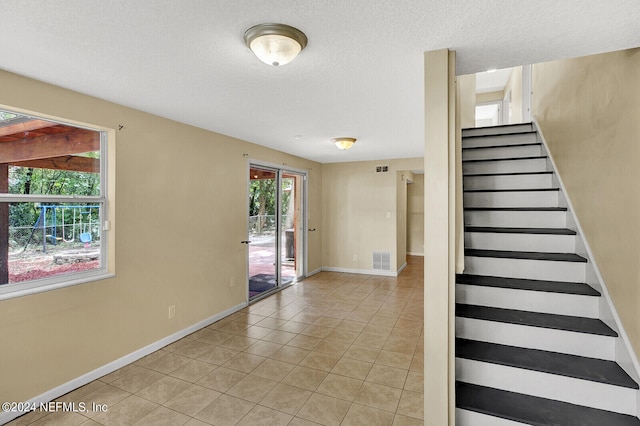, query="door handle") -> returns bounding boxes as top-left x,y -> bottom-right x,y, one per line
308,228 -> 316,232
240,240 -> 252,244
